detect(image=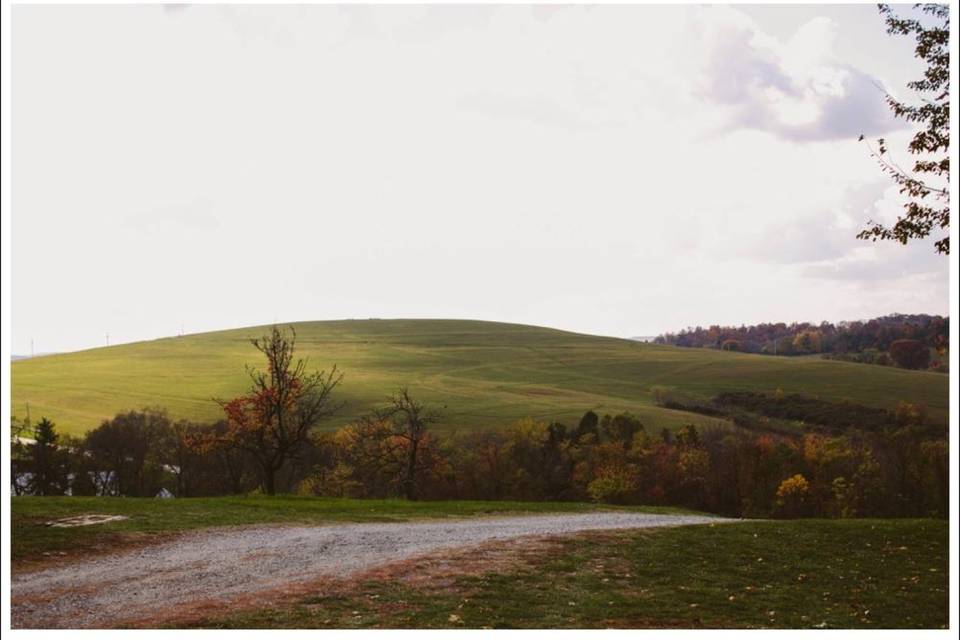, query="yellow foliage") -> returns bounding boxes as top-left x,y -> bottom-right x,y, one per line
894,401 -> 927,426
678,448 -> 710,482
505,417 -> 550,447
792,331 -> 822,354
776,474 -> 810,500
